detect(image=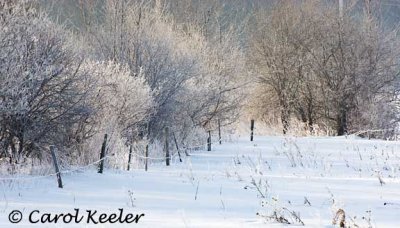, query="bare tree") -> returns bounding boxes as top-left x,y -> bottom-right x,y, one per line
249,1 -> 400,136
249,3 -> 307,134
